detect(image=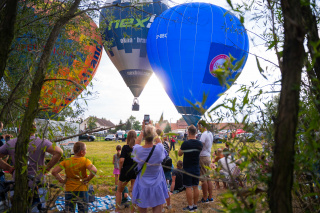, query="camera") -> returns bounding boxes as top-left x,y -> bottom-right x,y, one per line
144,114 -> 150,124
